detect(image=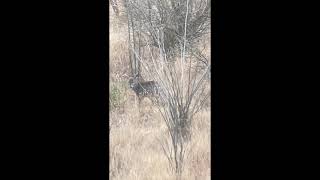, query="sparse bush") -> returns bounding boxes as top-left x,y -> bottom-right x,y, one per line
109,82 -> 128,111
